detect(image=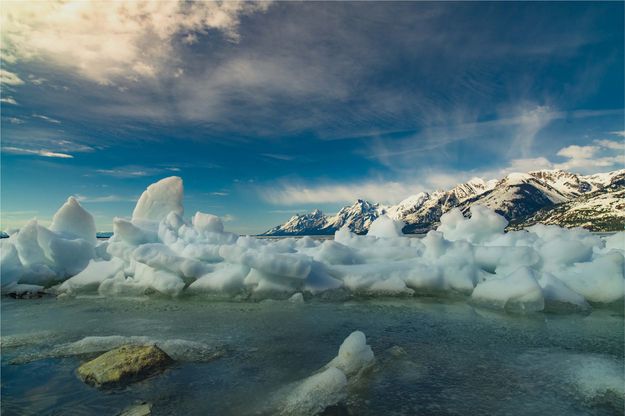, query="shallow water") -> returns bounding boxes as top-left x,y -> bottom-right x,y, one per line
1,296 -> 623,416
